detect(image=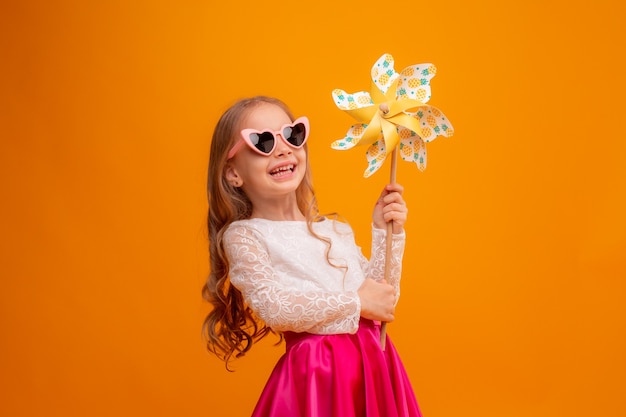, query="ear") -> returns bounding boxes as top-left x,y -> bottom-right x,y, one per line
224,164 -> 243,187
